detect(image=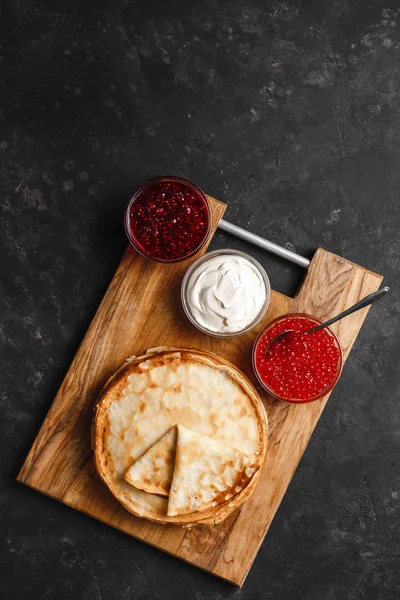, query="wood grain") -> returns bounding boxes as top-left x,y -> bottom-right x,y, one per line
17,197 -> 383,586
